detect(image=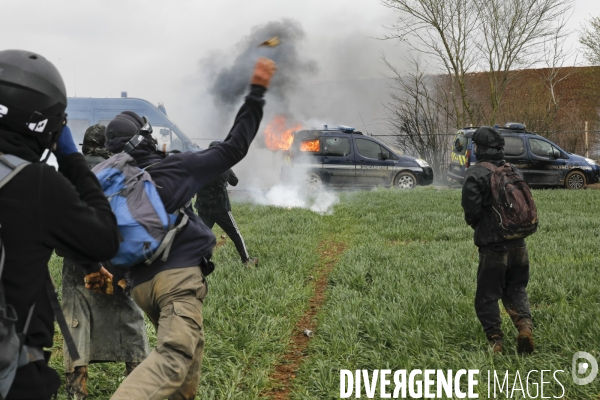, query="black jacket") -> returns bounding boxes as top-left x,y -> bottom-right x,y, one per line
462,159 -> 506,247
0,129 -> 119,399
195,169 -> 238,214
123,85 -> 265,287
